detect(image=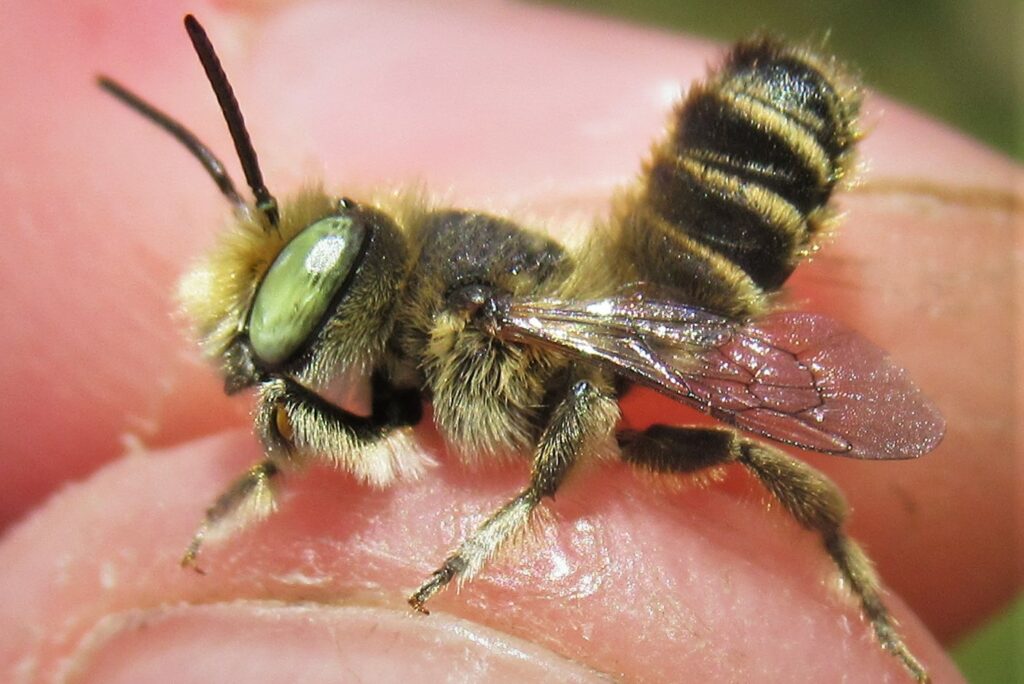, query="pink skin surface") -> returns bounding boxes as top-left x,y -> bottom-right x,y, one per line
0,0 -> 1020,681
